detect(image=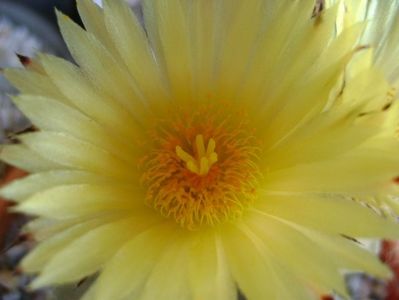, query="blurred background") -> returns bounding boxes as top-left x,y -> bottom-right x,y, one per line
0,1 -> 397,300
